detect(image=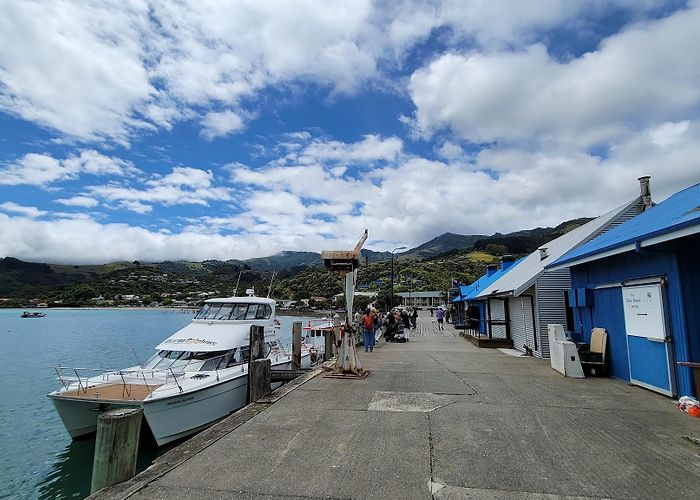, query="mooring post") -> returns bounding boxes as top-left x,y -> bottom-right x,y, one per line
325,314 -> 340,361
90,408 -> 143,494
248,325 -> 270,403
292,321 -> 302,369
